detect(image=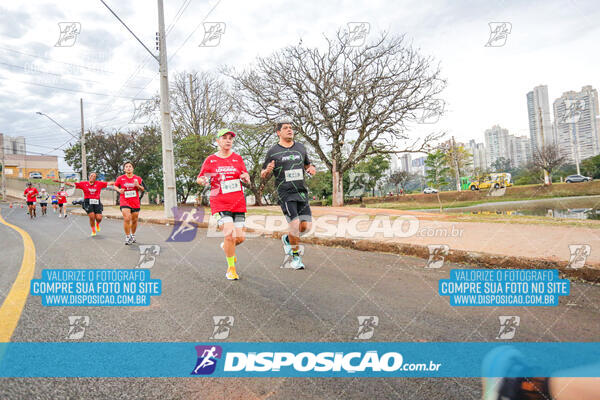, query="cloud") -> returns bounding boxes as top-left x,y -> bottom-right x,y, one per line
0,7 -> 31,39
